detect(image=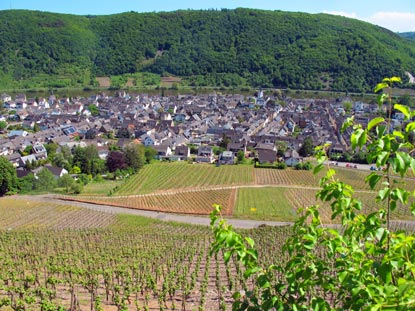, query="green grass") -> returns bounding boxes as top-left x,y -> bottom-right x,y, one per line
81,180 -> 123,196
111,213 -> 160,229
234,187 -> 297,222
